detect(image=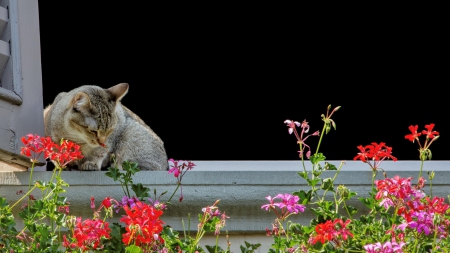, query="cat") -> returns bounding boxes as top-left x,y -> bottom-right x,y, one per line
43,83 -> 168,171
